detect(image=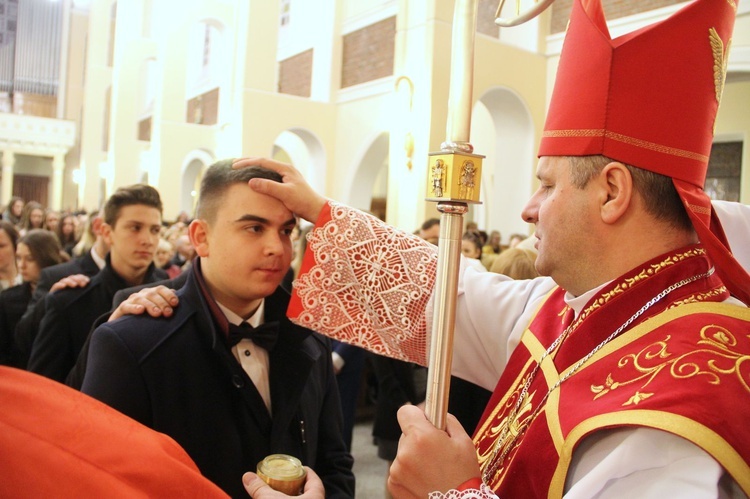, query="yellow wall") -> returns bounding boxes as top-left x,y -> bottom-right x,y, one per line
716,80 -> 750,202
